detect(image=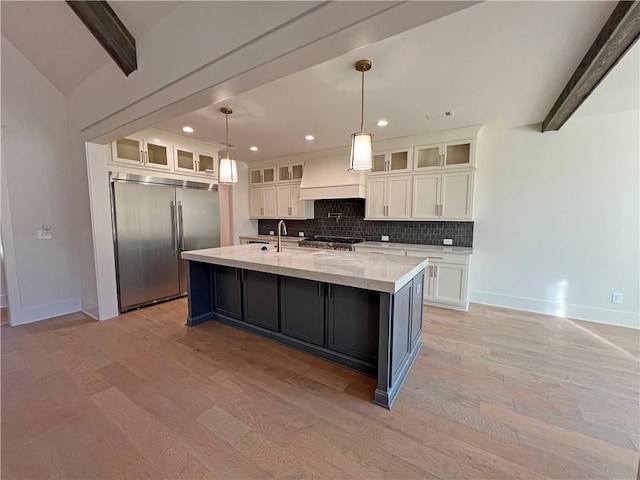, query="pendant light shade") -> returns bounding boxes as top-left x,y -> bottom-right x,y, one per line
218,107 -> 238,184
349,59 -> 373,171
